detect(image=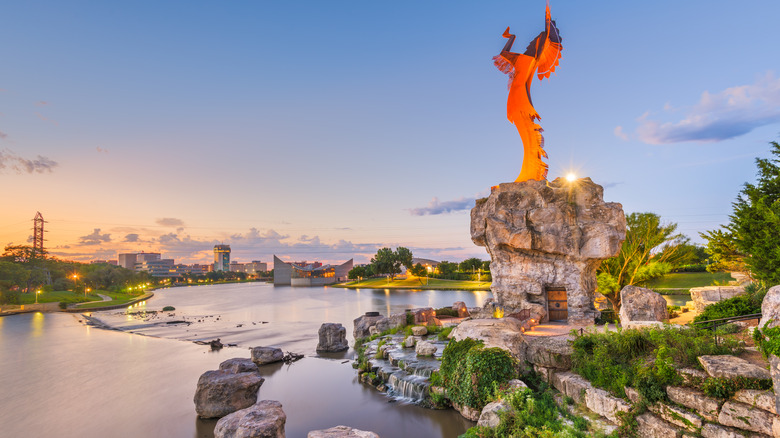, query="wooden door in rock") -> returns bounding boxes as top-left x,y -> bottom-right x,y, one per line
547,287 -> 568,321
